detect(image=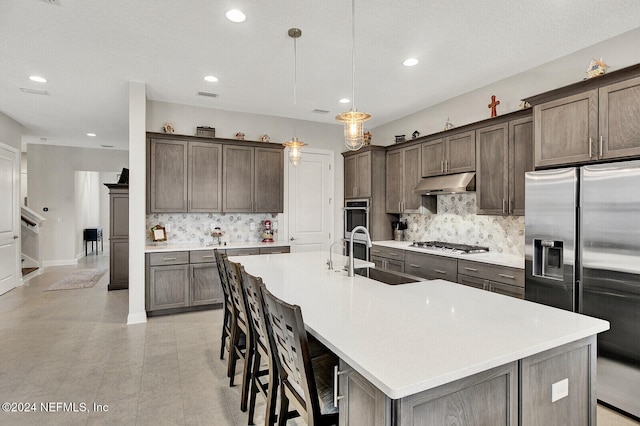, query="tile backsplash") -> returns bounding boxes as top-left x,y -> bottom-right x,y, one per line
146,213 -> 280,245
401,193 -> 524,256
